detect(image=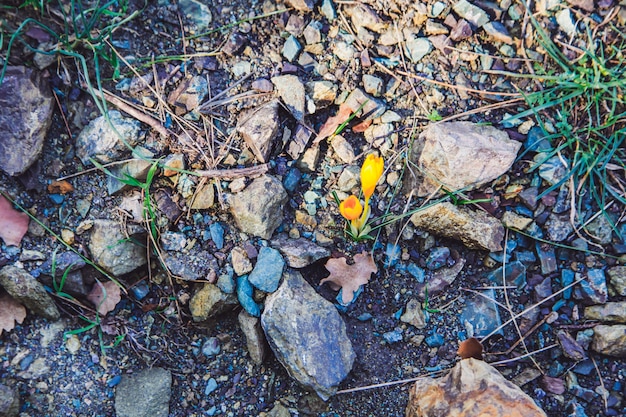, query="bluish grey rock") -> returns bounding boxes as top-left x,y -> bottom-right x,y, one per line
486,260 -> 527,289
270,235 -> 330,268
178,0 -> 212,31
115,367 -> 171,417
161,250 -> 218,281
405,37 -> 432,63
201,337 -> 221,357
453,0 -> 489,27
575,269 -> 607,305
76,110 -> 142,165
237,275 -> 261,317
248,247 -> 285,293
0,66 -> 53,176
460,288 -> 502,338
545,214 -> 573,242
282,35 -> 302,62
261,270 -> 355,400
537,155 -> 569,186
